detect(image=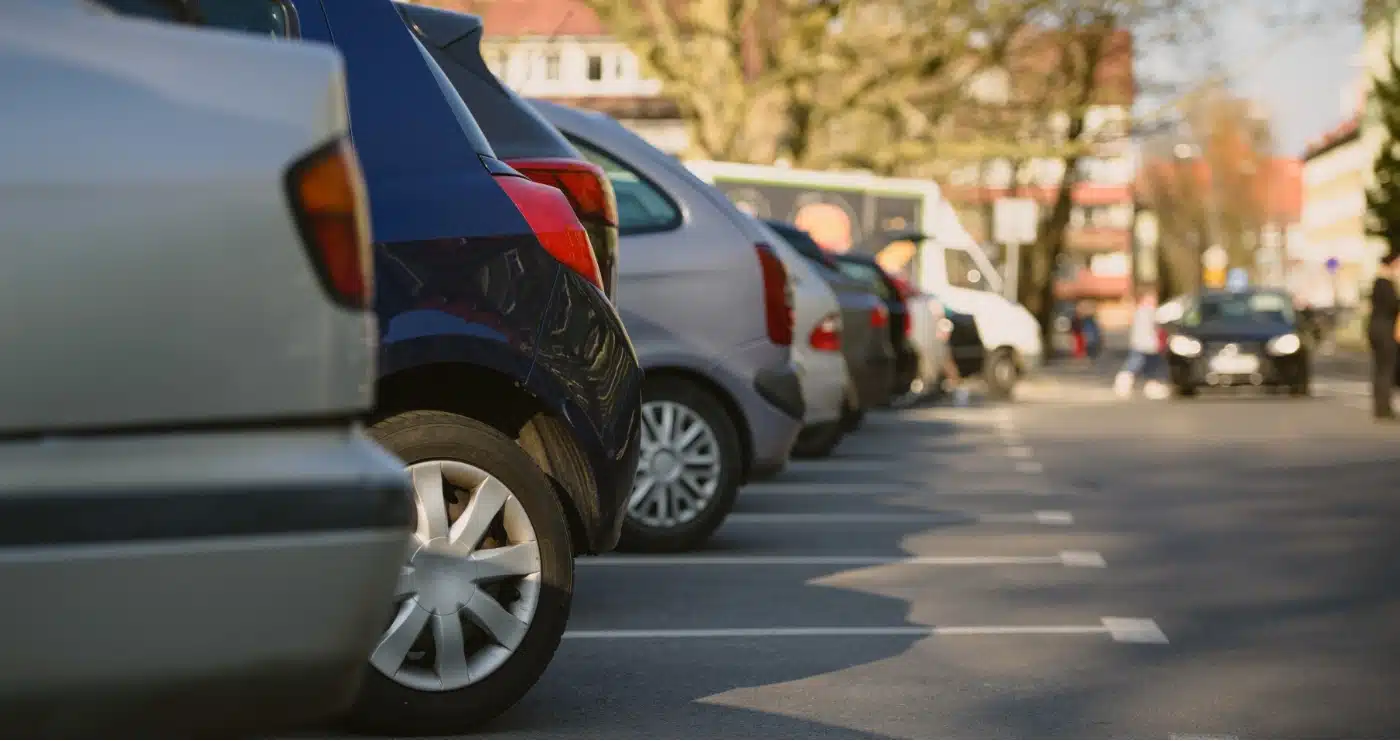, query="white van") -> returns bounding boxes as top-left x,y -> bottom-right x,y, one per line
686,160 -> 1043,398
